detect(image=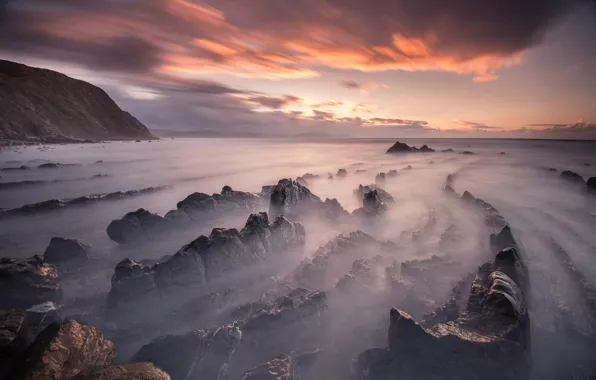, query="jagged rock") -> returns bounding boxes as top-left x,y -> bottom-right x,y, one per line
213,186 -> 261,211
337,169 -> 348,178
0,256 -> 62,310
71,363 -> 171,380
417,145 -> 435,153
1,165 -> 31,171
386,170 -> 398,178
43,237 -> 91,266
294,232 -> 393,289
490,225 -> 517,253
355,247 -> 531,380
588,177 -> 596,192
375,173 -> 386,184
107,209 -> 166,244
259,185 -> 275,200
0,309 -> 28,371
26,302 -> 62,335
269,178 -> 322,219
560,170 -> 585,185
296,177 -> 309,187
10,320 -> 114,380
107,259 -> 155,309
354,190 -> 387,217
461,191 -> 505,228
354,185 -> 394,204
336,257 -> 382,293
132,324 -> 241,380
302,173 -> 320,181
327,174 -> 334,180
386,141 -> 414,154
